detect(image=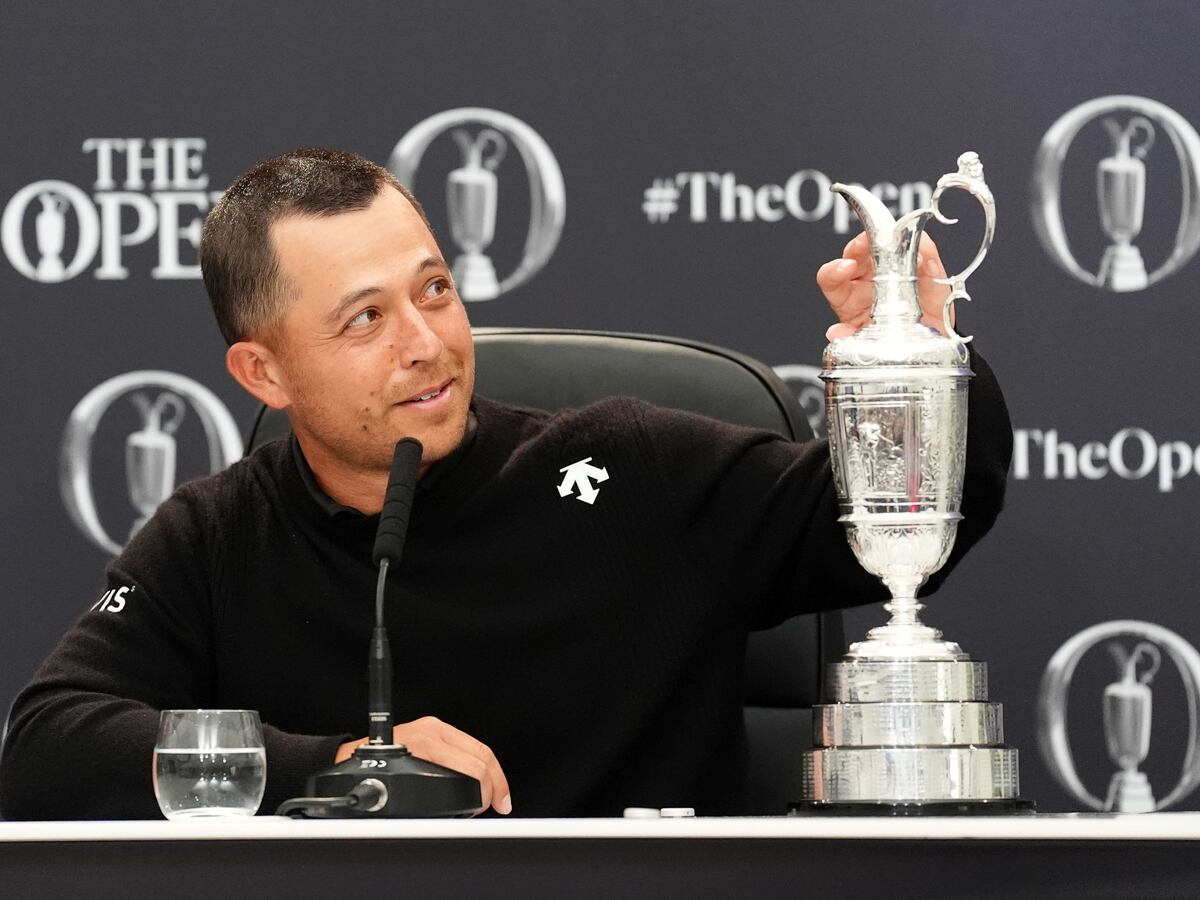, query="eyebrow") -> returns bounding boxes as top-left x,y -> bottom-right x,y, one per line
323,256 -> 449,327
